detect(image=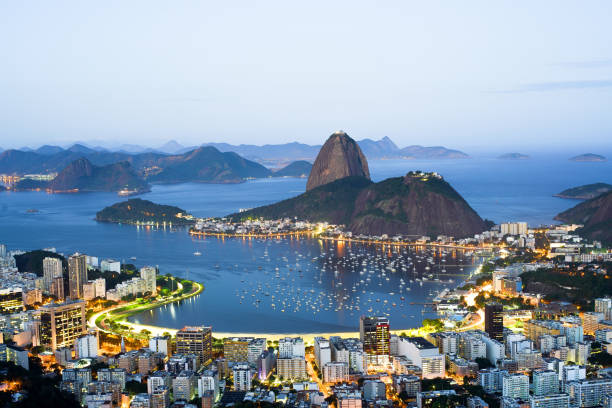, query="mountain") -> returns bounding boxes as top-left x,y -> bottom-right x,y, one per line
357,136 -> 400,158
555,191 -> 612,244
231,172 -> 488,238
35,145 -> 65,155
498,153 -> 530,160
96,198 -> 194,225
570,153 -> 607,162
36,158 -> 149,192
201,141 -> 321,164
554,183 -> 612,200
399,145 -> 469,159
158,140 -> 186,154
273,161 -> 312,178
148,146 -> 272,184
306,131 -> 370,191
